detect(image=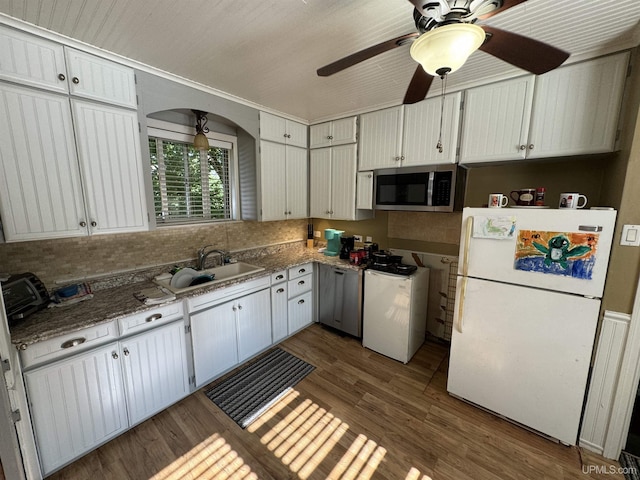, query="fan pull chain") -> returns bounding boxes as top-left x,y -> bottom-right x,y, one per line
436,74 -> 448,154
